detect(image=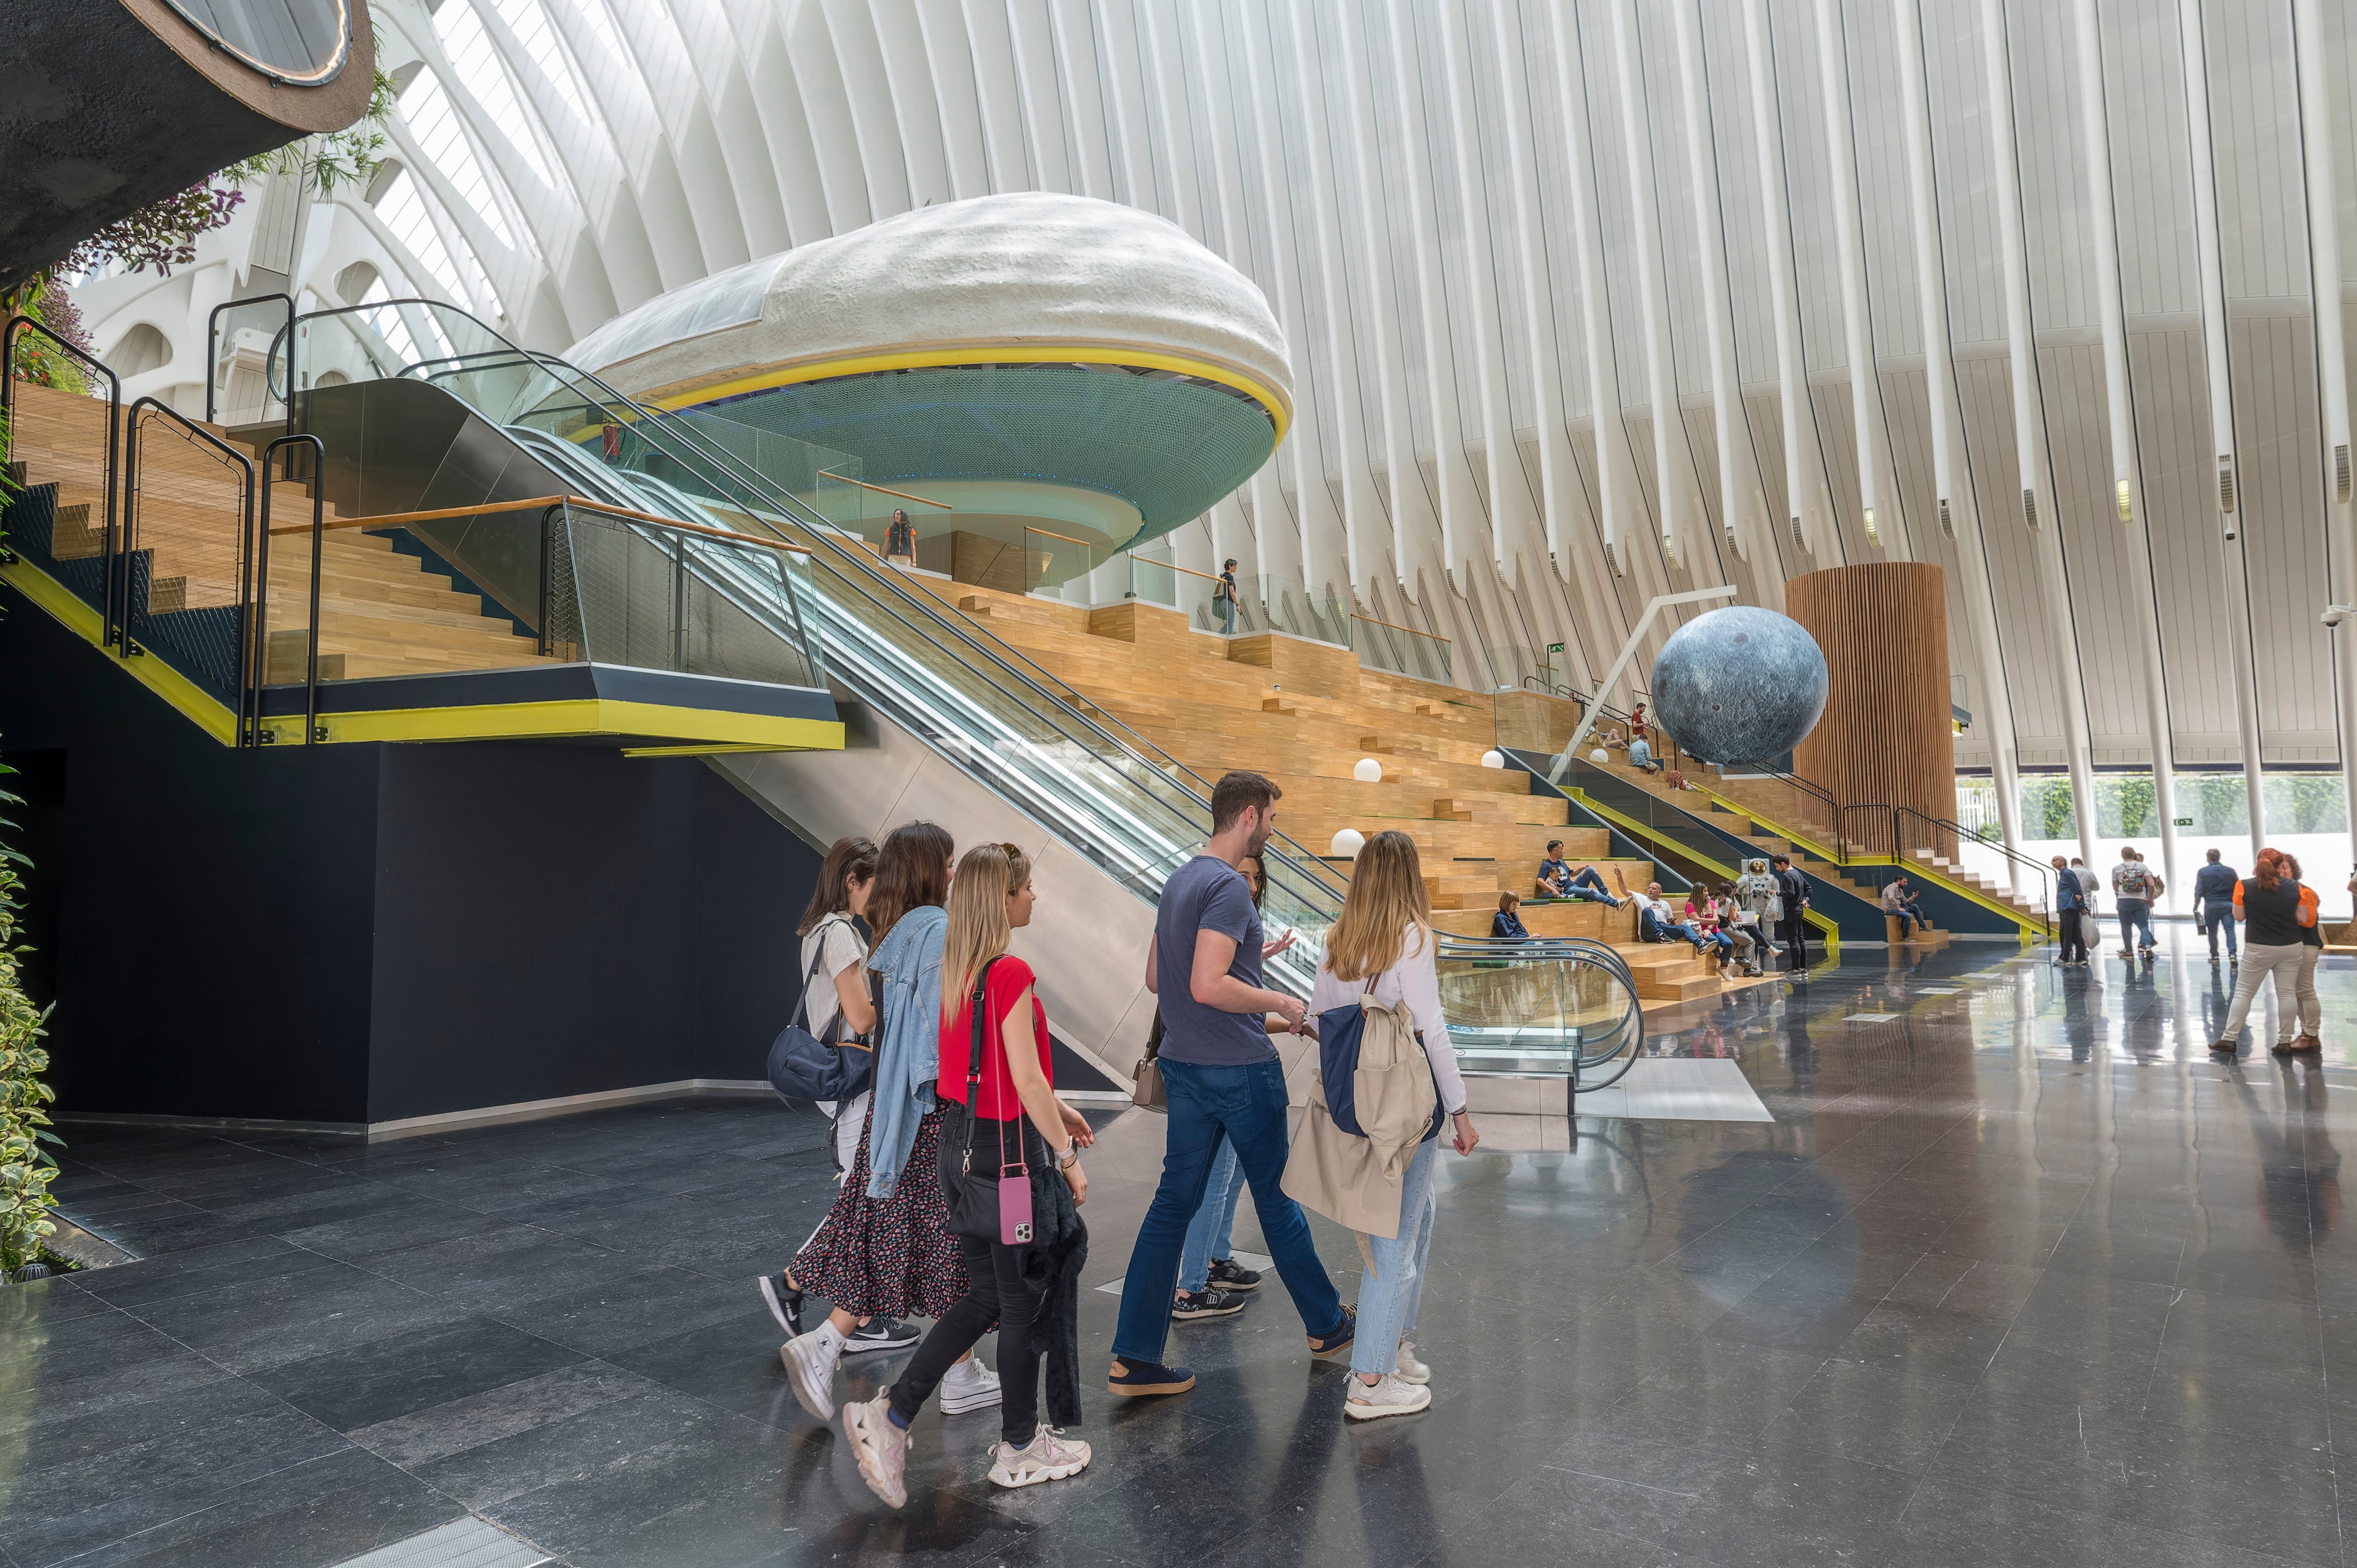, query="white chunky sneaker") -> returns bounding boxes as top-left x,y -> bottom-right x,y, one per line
1344,1372 -> 1433,1421
1393,1339 -> 1431,1385
939,1355 -> 1004,1415
780,1327 -> 842,1422
842,1389 -> 910,1509
987,1425 -> 1093,1489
